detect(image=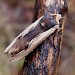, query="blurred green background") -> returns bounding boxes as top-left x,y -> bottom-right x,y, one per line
0,0 -> 75,75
